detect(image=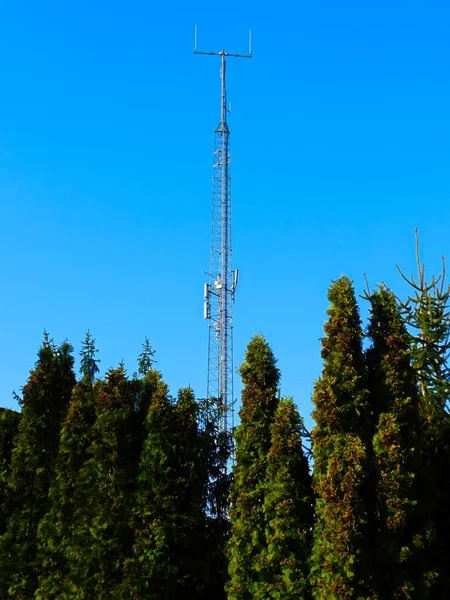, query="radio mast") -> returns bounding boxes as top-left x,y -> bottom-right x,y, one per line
195,28 -> 252,457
